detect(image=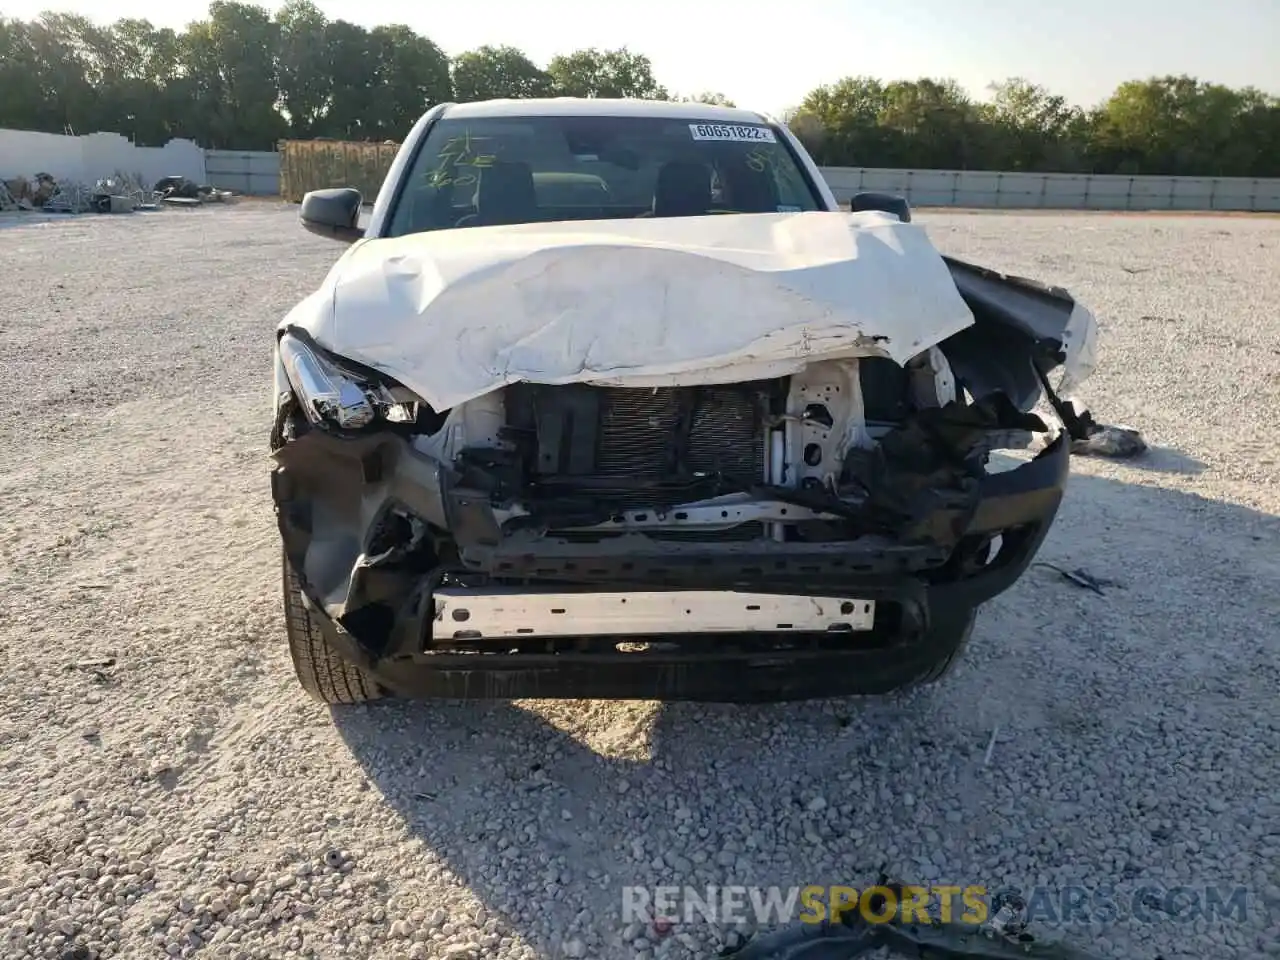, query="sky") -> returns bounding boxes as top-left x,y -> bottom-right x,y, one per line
7,0 -> 1278,116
